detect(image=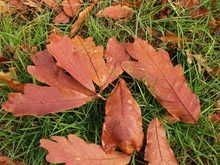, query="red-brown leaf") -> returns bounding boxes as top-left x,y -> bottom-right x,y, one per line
121,38 -> 201,124
62,0 -> 81,17
47,36 -> 96,92
70,0 -> 97,36
27,50 -> 94,96
96,5 -> 134,20
42,0 -> 60,12
53,11 -> 71,24
40,134 -> 131,165
144,117 -> 179,165
2,84 -> 94,116
102,79 -> 144,154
